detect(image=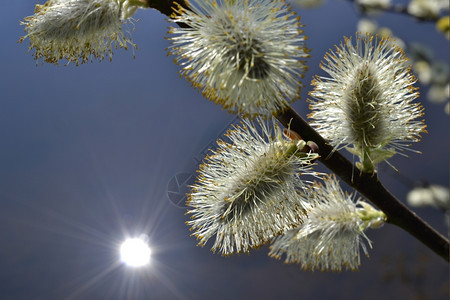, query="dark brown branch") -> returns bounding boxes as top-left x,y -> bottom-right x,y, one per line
277,107 -> 449,262
146,0 -> 450,262
147,0 -> 191,28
